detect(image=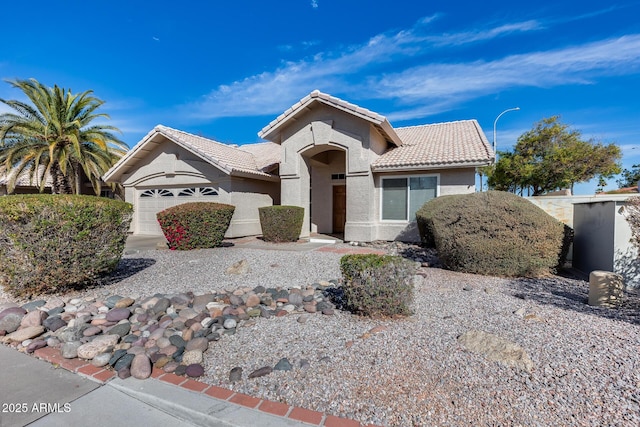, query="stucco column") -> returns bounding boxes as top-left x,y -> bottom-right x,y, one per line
344,173 -> 377,242
281,172 -> 311,239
